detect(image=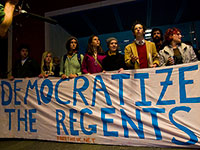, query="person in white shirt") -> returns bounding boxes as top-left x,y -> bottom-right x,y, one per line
124,21 -> 159,69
